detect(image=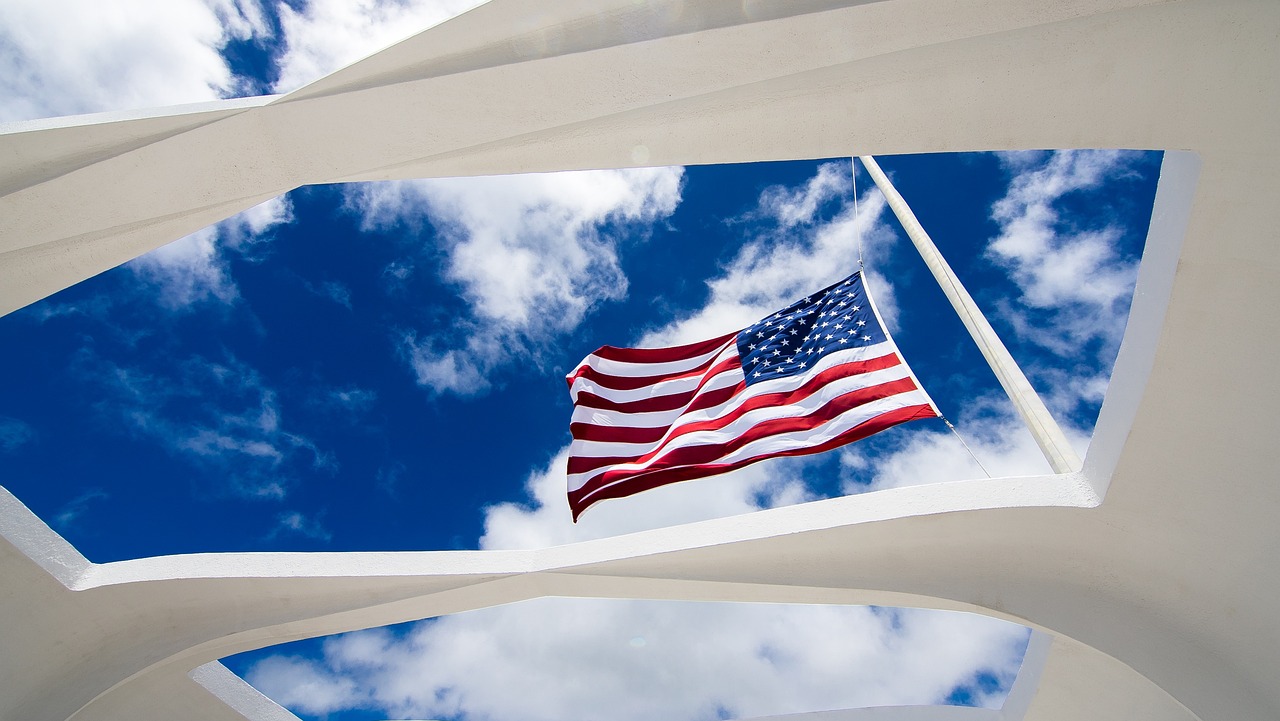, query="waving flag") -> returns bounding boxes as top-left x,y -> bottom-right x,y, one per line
565,271 -> 939,520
